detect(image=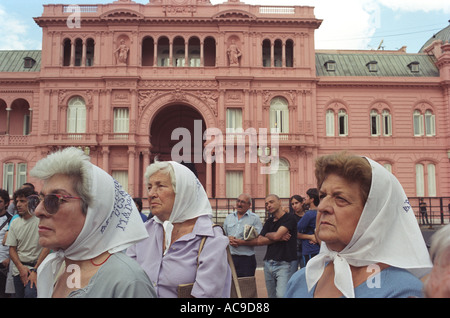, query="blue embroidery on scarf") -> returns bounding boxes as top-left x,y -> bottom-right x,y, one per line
403,199 -> 411,213
101,179 -> 132,233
